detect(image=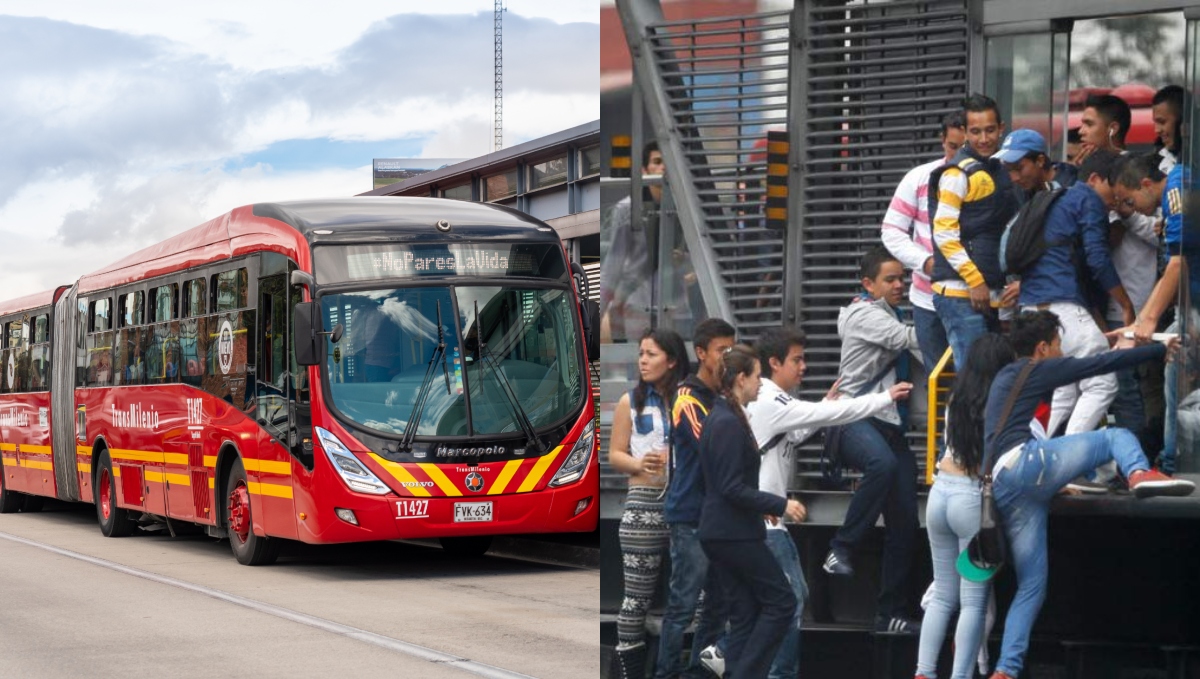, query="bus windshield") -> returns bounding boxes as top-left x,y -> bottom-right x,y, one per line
321,285 -> 583,439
